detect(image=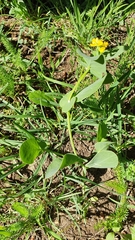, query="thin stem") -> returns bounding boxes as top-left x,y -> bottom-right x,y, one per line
66,68 -> 90,155
68,67 -> 90,101
67,111 -> 77,155
117,86 -> 122,145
